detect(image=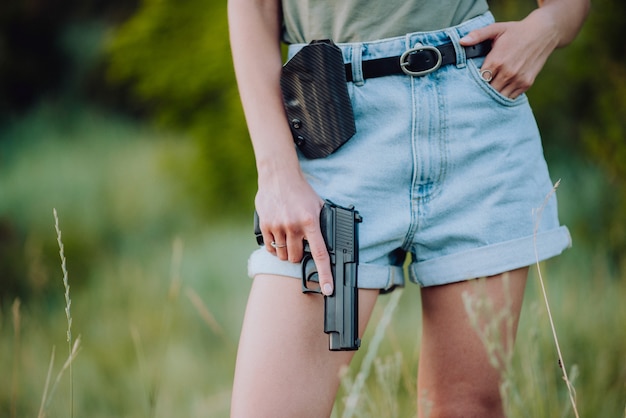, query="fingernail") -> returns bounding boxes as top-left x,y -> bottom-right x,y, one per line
460,34 -> 474,42
323,283 -> 333,296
